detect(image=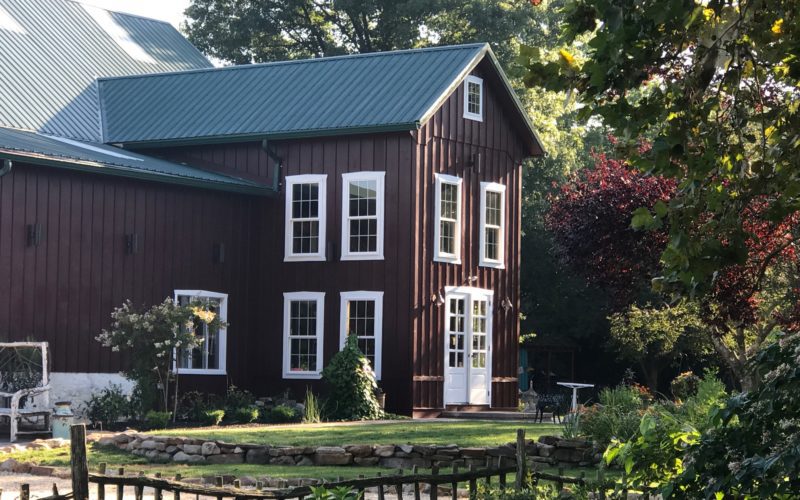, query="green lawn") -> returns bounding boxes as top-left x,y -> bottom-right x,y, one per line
153,421 -> 560,448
